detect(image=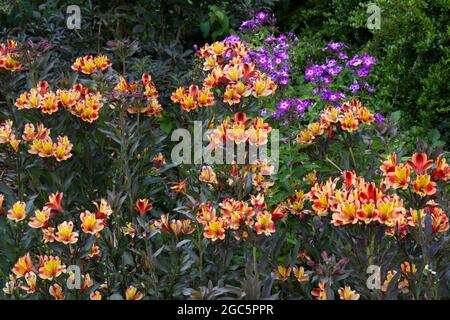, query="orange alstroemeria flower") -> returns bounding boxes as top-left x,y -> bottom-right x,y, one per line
332,201 -> 360,226
80,210 -> 104,235
7,201 -> 27,222
12,253 -> 34,278
255,211 -> 275,236
125,286 -> 143,300
432,156 -> 450,180
49,284 -> 65,300
429,207 -> 449,234
199,166 -> 218,185
196,202 -> 217,224
292,266 -> 310,282
46,192 -> 64,213
90,291 -> 102,300
375,196 -> 402,227
20,271 -> 37,294
273,265 -> 291,281
338,286 -> 360,300
380,153 -> 397,174
413,174 -> 436,197
55,221 -> 79,245
93,198 -> 113,220
197,88 -> 215,107
252,76 -> 276,97
28,207 -> 51,229
135,198 -> 153,217
38,255 -> 66,280
0,193 -> 4,215
42,227 -> 56,243
170,179 -> 187,194
311,281 -> 328,300
296,129 -> 315,144
407,153 -> 434,175
340,112 -> 359,132
223,85 -> 241,105
386,164 -> 410,189
204,217 -> 226,241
